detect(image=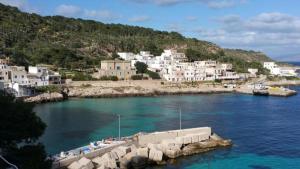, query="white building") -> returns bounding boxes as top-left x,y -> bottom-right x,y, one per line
0,64 -> 61,97
279,67 -> 298,77
264,62 -> 281,75
264,62 -> 297,77
162,61 -> 239,82
28,66 -> 61,86
248,68 -> 258,75
0,64 -> 10,82
115,50 -> 240,82
117,52 -> 135,60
